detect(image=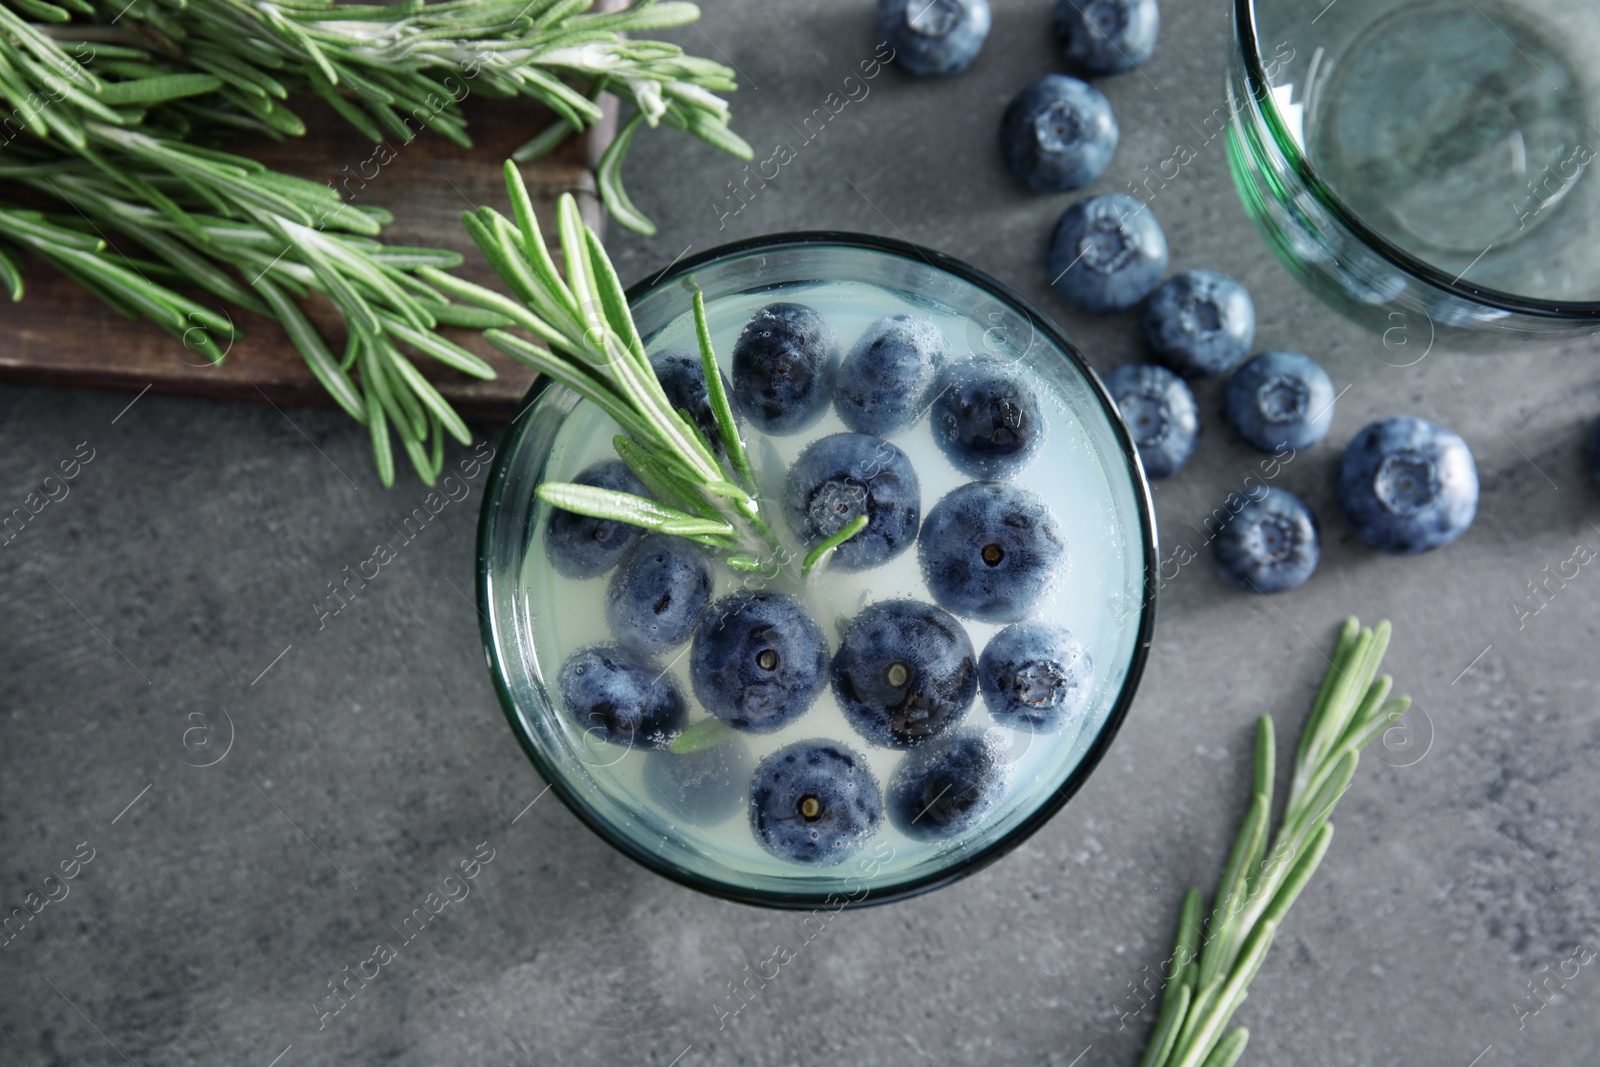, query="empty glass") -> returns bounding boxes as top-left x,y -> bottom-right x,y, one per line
1227,0 -> 1600,344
